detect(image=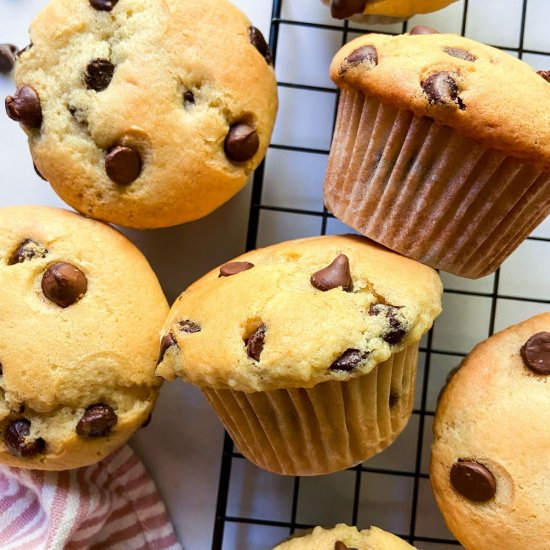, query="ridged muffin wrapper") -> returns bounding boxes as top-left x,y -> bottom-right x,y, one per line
202,343 -> 418,476
324,88 -> 550,279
